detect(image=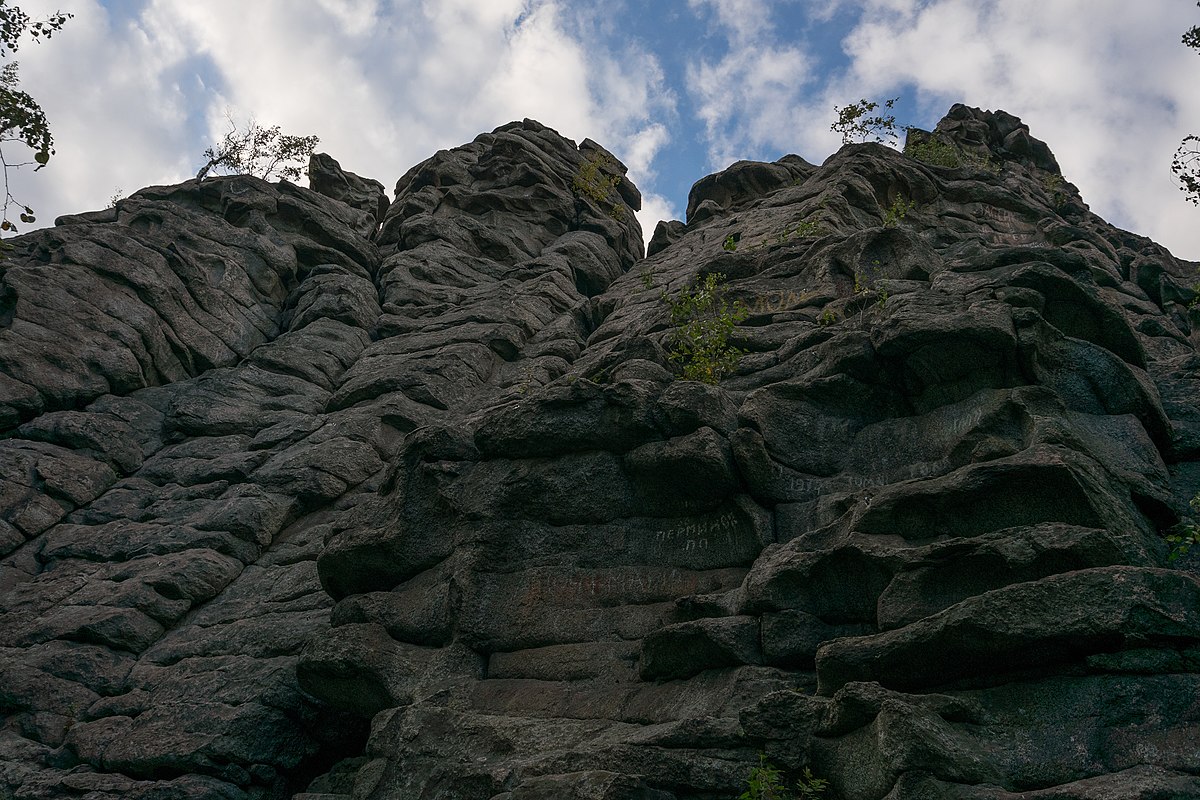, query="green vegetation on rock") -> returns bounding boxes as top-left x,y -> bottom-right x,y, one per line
882,196 -> 915,228
660,271 -> 748,384
739,755 -> 829,800
1042,174 -> 1069,209
573,150 -> 625,219
904,133 -> 961,168
1166,492 -> 1200,562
